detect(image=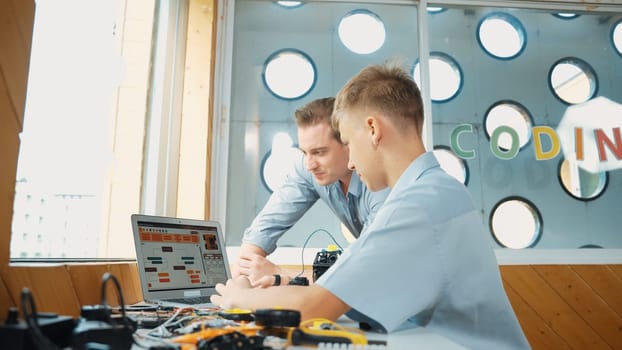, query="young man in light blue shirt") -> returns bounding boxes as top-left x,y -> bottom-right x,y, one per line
213,63 -> 530,349
233,97 -> 389,287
